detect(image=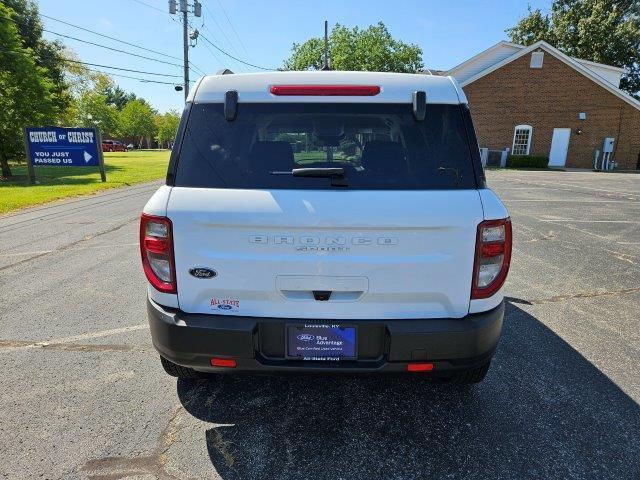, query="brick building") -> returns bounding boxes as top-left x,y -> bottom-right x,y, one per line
440,41 -> 640,170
